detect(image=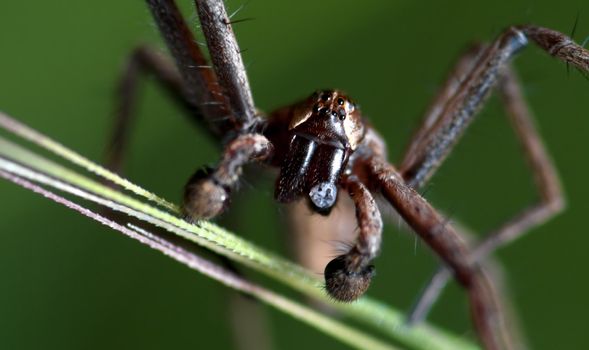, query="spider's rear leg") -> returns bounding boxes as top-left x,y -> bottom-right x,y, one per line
408,66 -> 565,325
397,27 -> 587,326
368,159 -> 509,350
105,45 -> 207,173
182,133 -> 272,221
400,43 -> 486,171
324,176 -> 383,301
400,25 -> 589,187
